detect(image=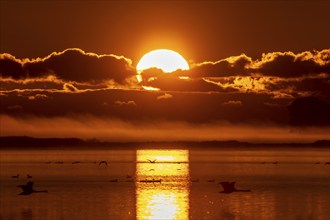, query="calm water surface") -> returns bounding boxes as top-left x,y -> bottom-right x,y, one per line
0,147 -> 329,220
